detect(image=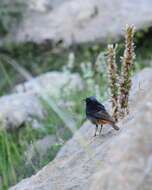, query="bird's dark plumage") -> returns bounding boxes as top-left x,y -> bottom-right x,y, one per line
85,96 -> 119,136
